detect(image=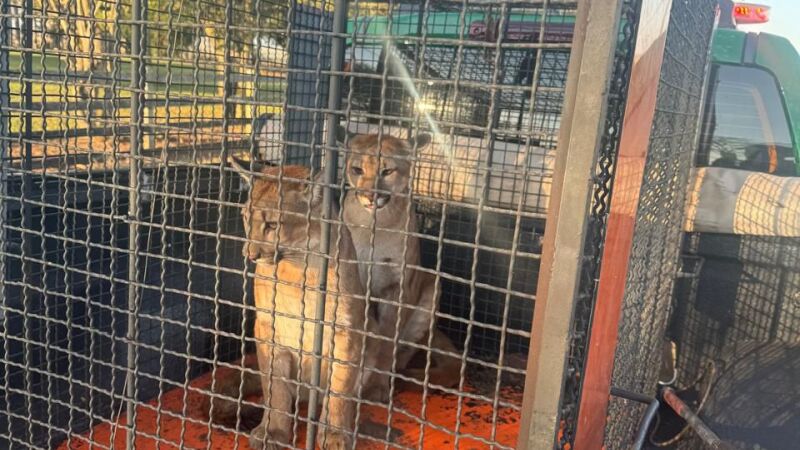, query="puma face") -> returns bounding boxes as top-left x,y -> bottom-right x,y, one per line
345,132 -> 431,211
